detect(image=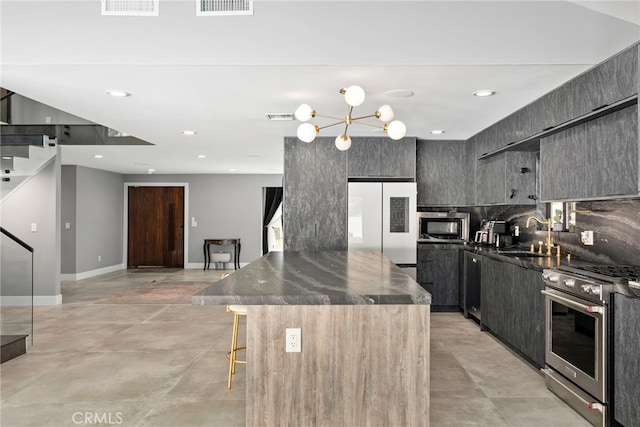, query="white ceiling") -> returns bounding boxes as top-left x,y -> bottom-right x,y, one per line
1,0 -> 639,175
